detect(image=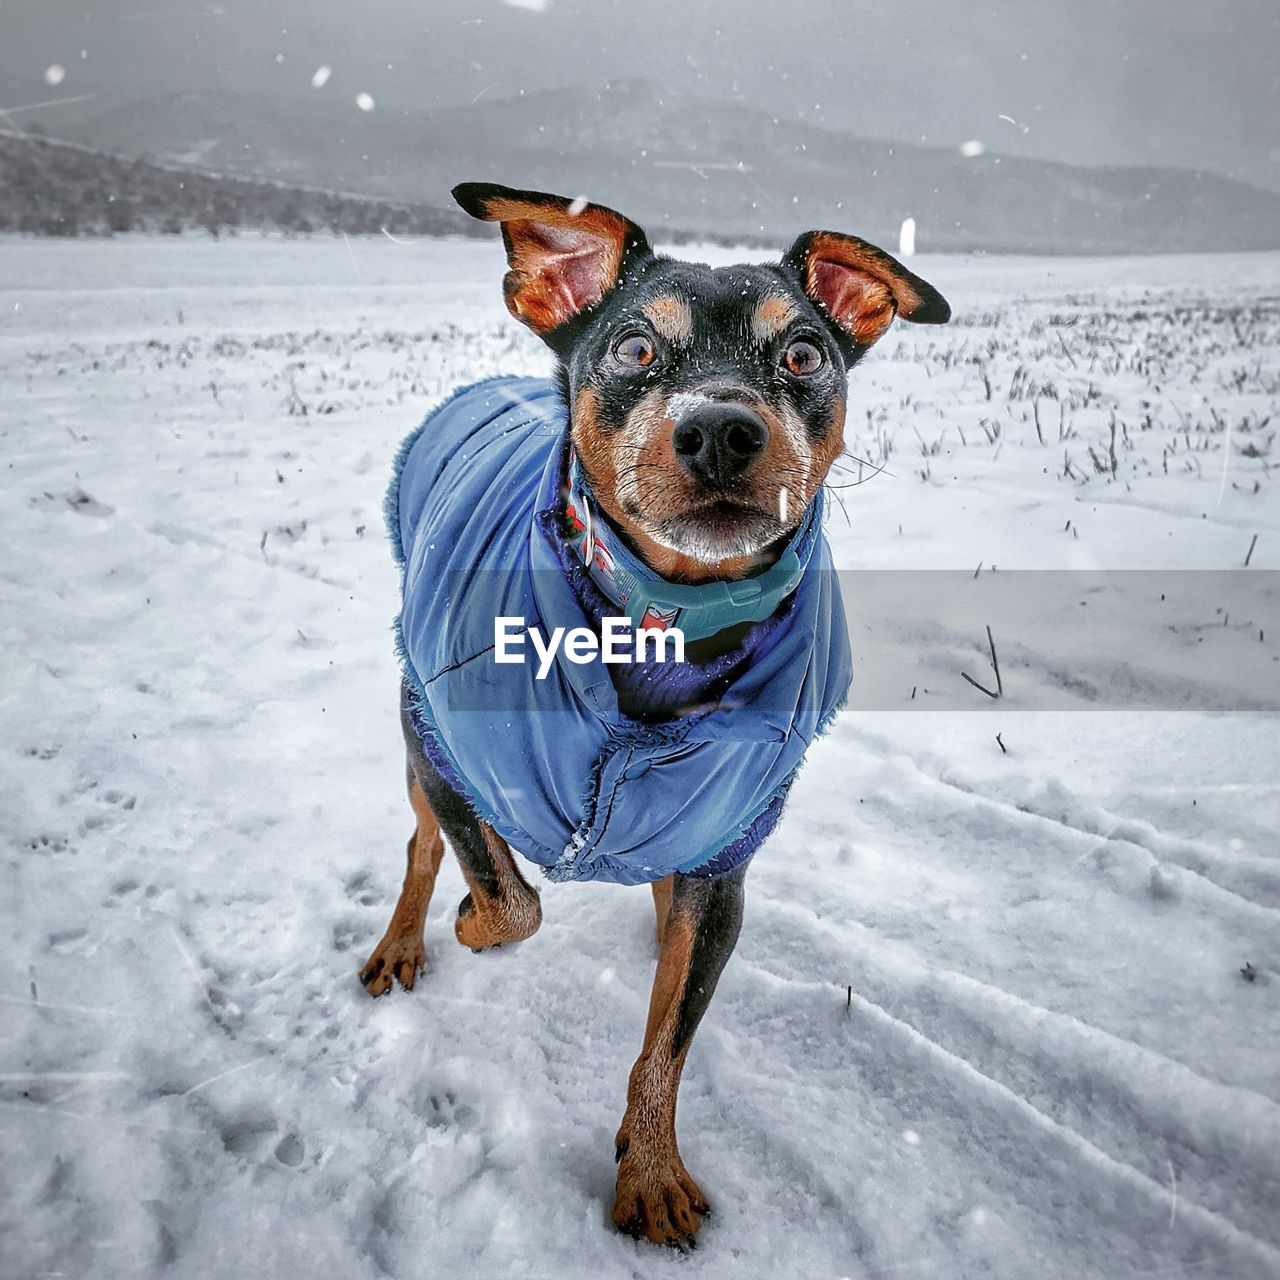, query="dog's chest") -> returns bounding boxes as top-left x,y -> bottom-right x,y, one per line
540,506 -> 789,724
